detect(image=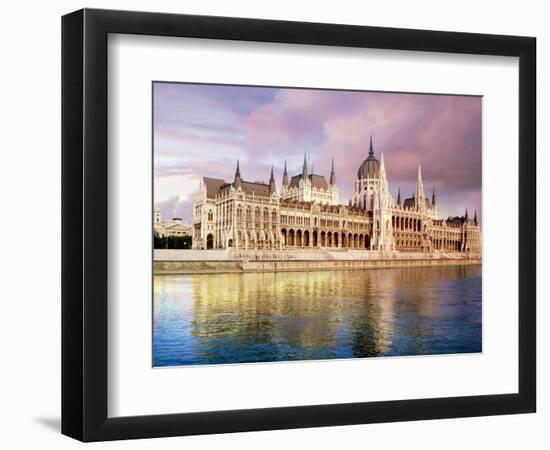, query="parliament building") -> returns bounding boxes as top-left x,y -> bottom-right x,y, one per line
191,138 -> 481,254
